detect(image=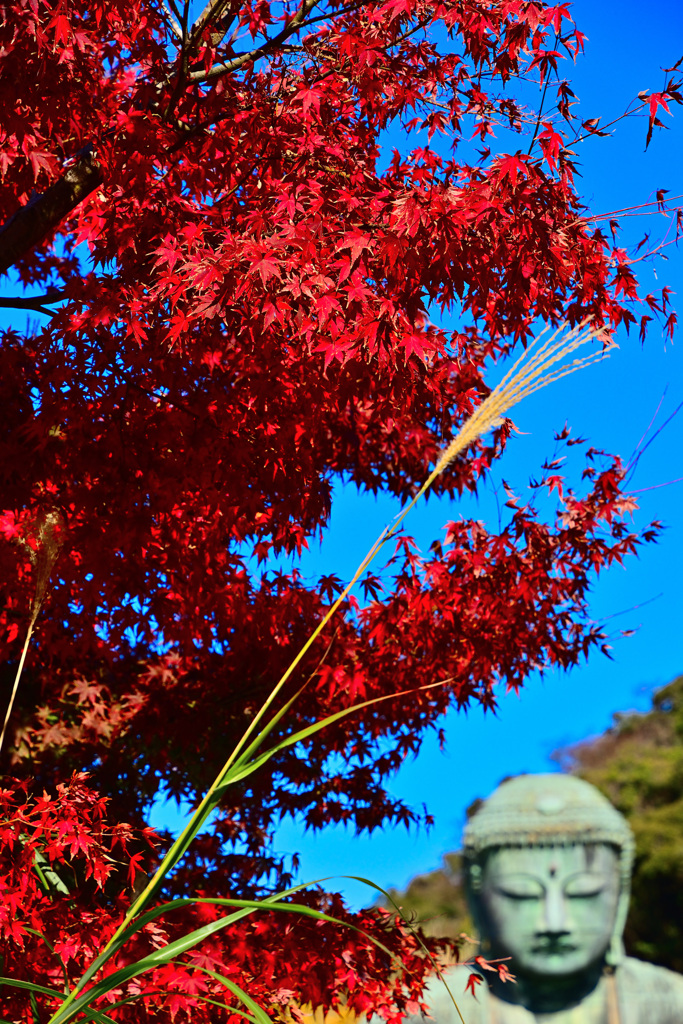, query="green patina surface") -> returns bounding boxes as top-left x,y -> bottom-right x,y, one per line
396,771 -> 683,1022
